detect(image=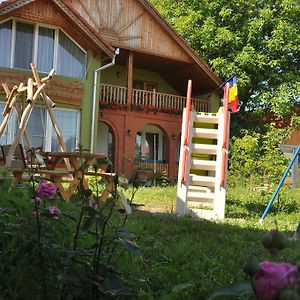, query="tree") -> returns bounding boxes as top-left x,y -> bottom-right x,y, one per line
150,0 -> 300,117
